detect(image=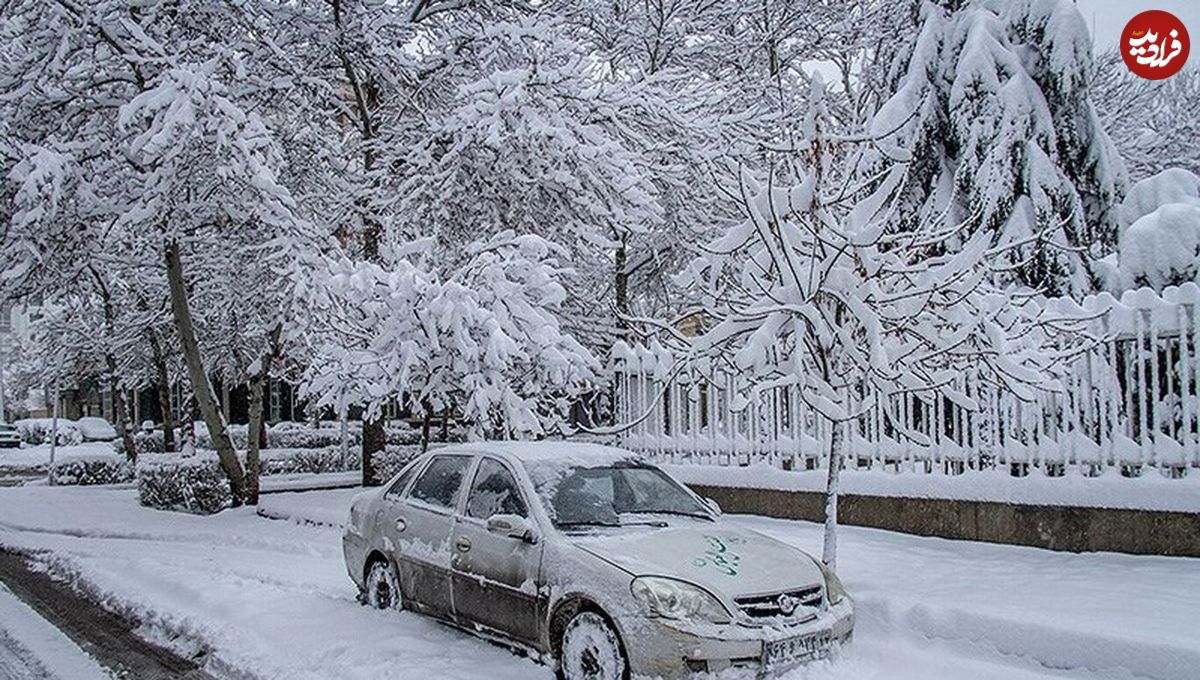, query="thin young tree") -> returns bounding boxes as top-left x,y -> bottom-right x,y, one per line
678,78 -> 1066,569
